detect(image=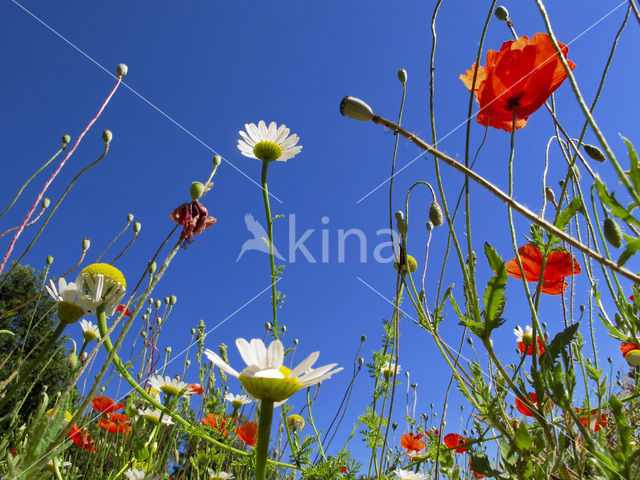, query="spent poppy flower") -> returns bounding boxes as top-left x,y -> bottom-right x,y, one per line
443,433 -> 468,453
236,421 -> 258,447
515,392 -> 553,417
460,33 -> 575,132
620,341 -> 640,366
506,244 -> 581,295
170,200 -> 216,243
91,395 -> 125,414
400,432 -> 426,451
201,413 -> 236,436
513,325 -> 545,355
575,408 -> 607,432
68,423 -> 97,452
